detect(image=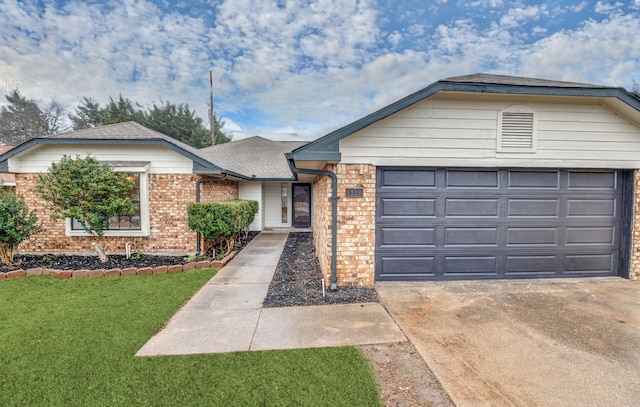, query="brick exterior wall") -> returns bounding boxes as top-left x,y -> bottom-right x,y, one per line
312,163 -> 376,287
15,173 -> 238,255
